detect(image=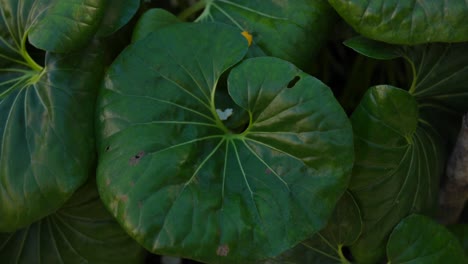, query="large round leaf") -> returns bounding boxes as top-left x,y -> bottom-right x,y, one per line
0,40 -> 105,230
196,0 -> 337,69
387,214 -> 466,264
348,86 -> 445,263
328,0 -> 468,45
96,23 -> 354,263
0,179 -> 145,264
